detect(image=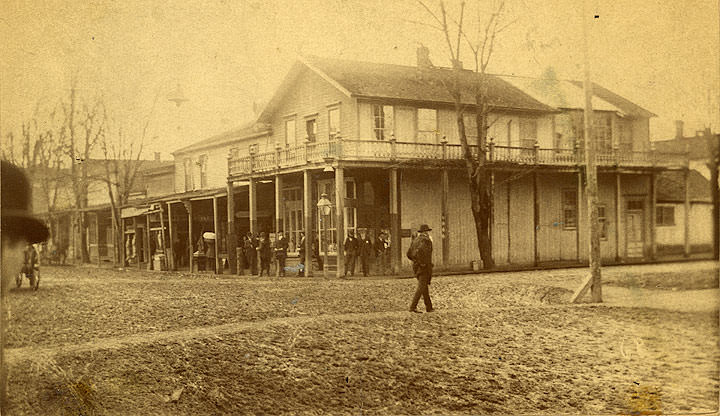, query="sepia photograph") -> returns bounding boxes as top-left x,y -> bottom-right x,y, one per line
0,0 -> 718,414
